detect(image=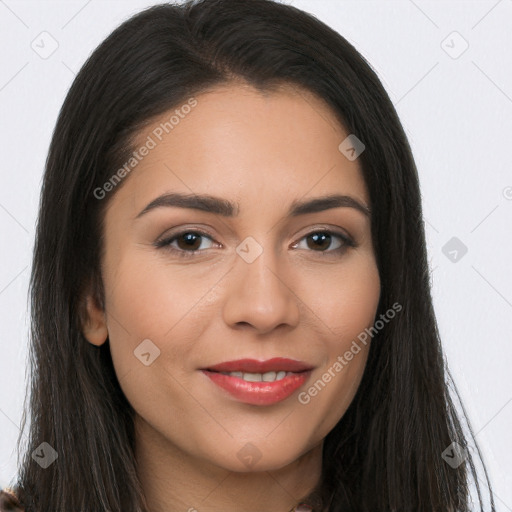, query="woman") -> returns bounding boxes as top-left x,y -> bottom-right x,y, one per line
0,0 -> 495,510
